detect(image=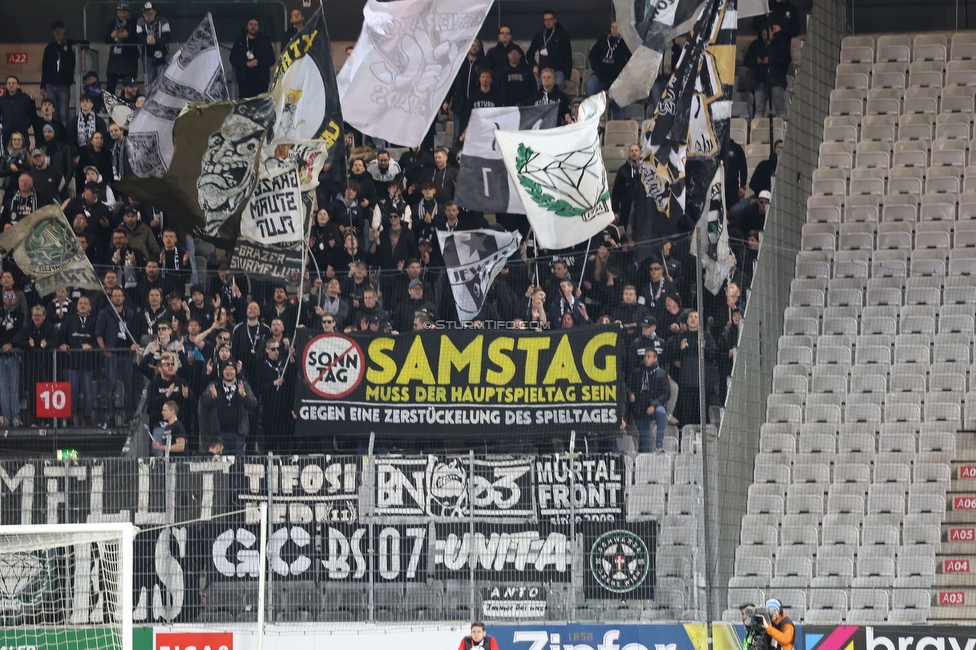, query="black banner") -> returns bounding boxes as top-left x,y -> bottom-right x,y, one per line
374,455 -> 534,520
229,238 -> 303,286
292,326 -> 624,436
535,454 -> 625,524
583,521 -> 657,600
